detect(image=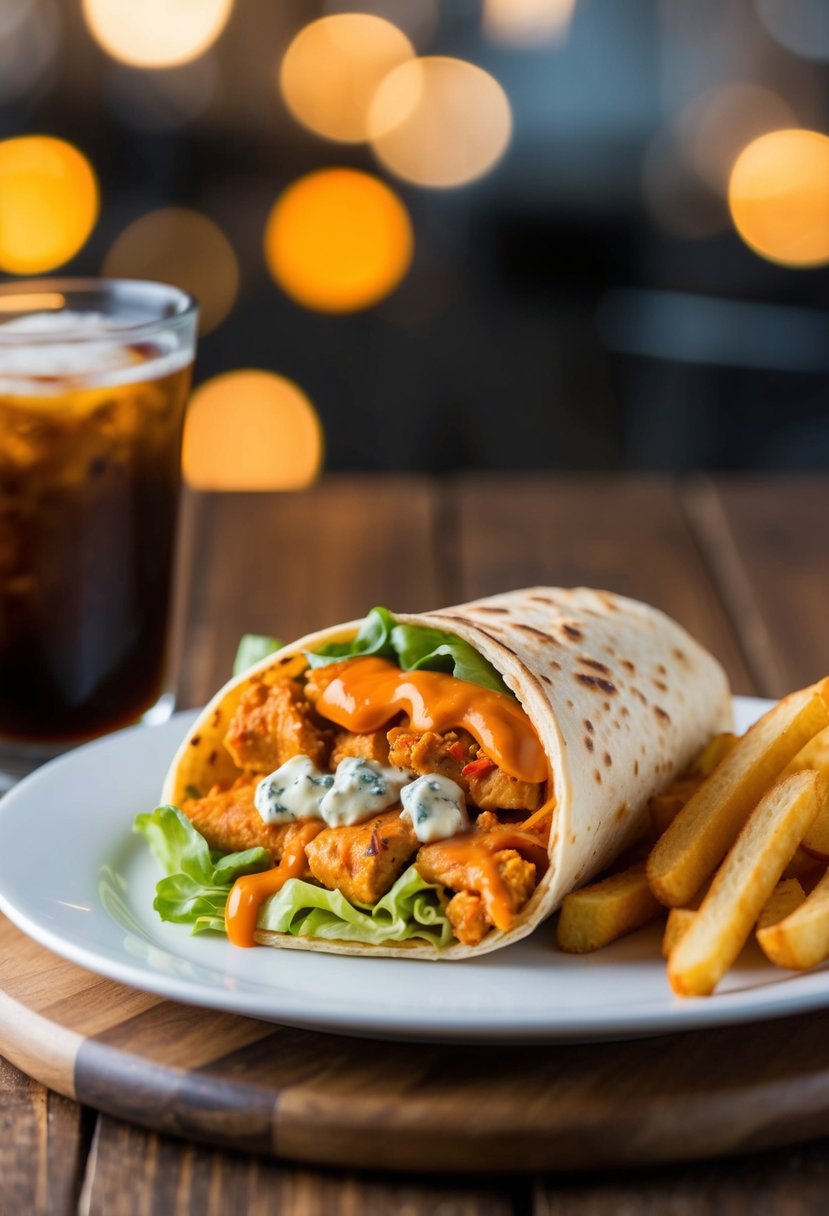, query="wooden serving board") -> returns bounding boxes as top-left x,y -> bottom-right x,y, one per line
4,913 -> 829,1174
